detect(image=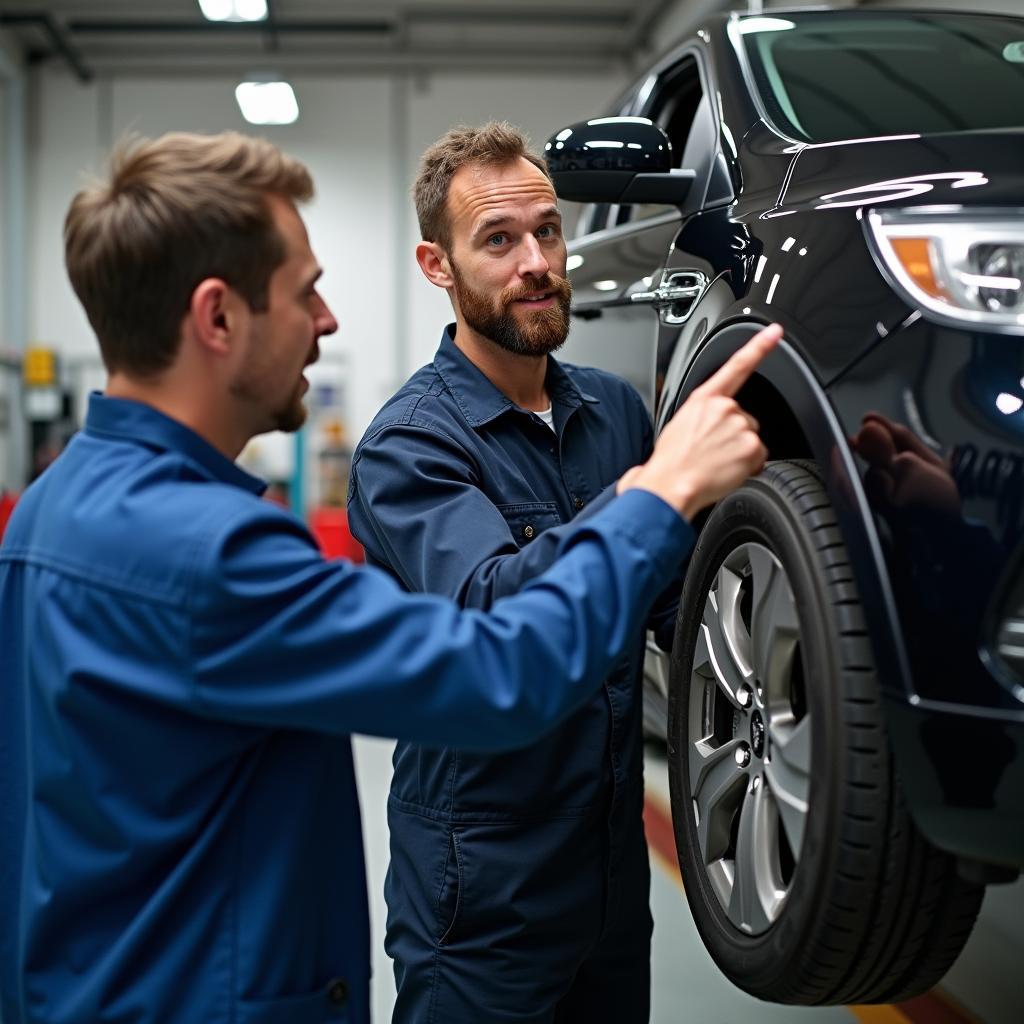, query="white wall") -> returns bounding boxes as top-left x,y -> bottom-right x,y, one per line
28,71 -> 399,441
27,67 -> 627,443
